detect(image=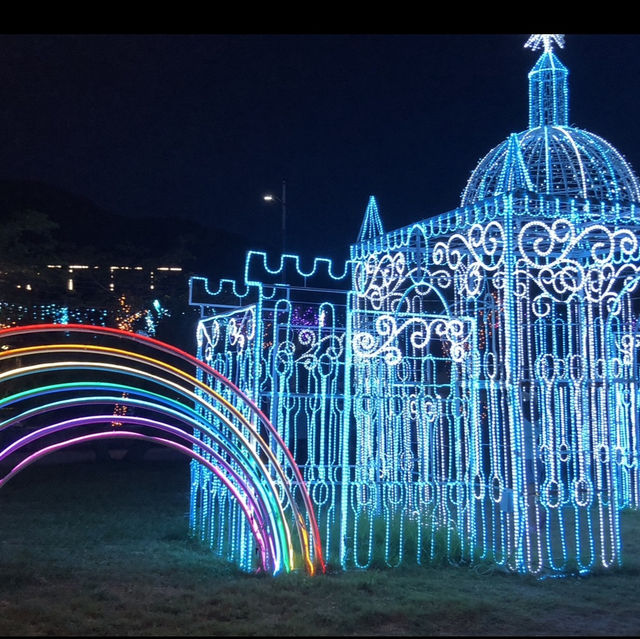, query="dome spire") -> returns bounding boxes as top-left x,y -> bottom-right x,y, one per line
495,133 -> 535,195
357,195 -> 384,242
525,34 -> 569,128
461,35 -> 640,207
